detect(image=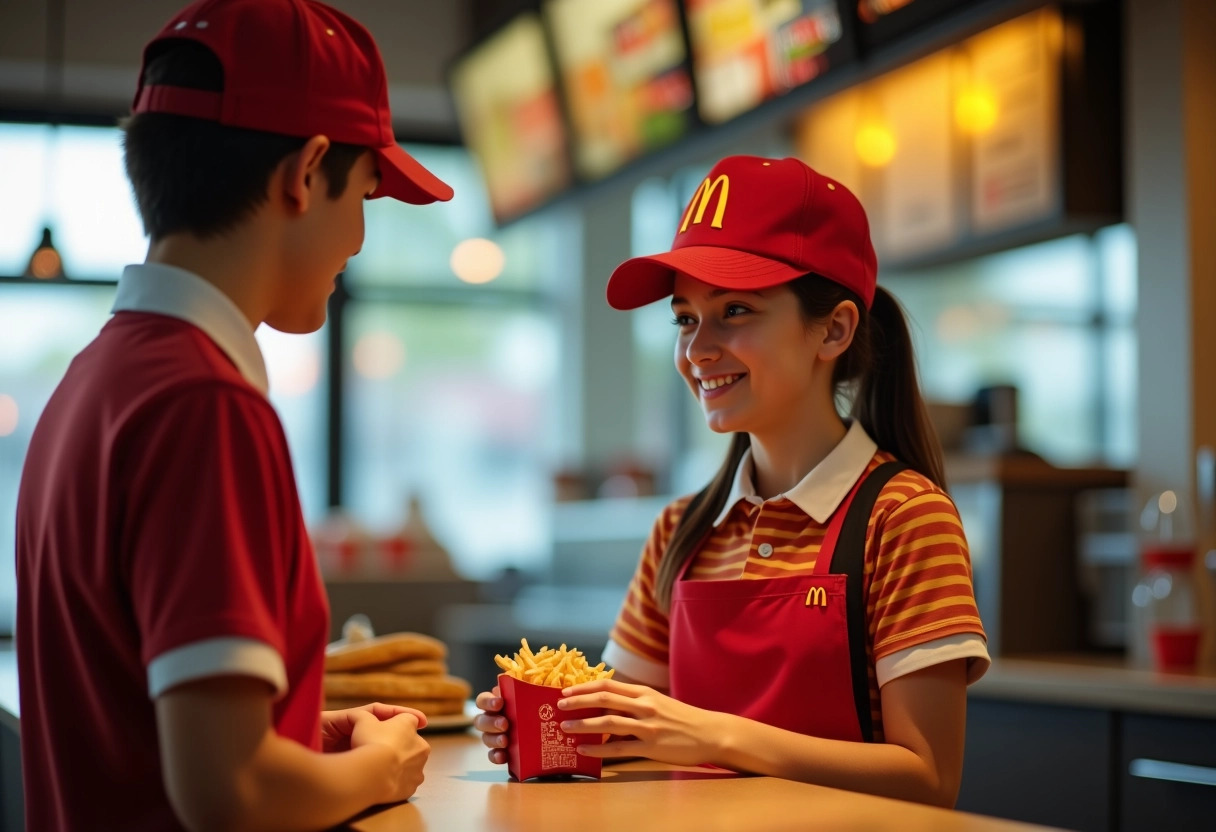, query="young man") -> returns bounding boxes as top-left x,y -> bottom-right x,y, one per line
15,1 -> 454,829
